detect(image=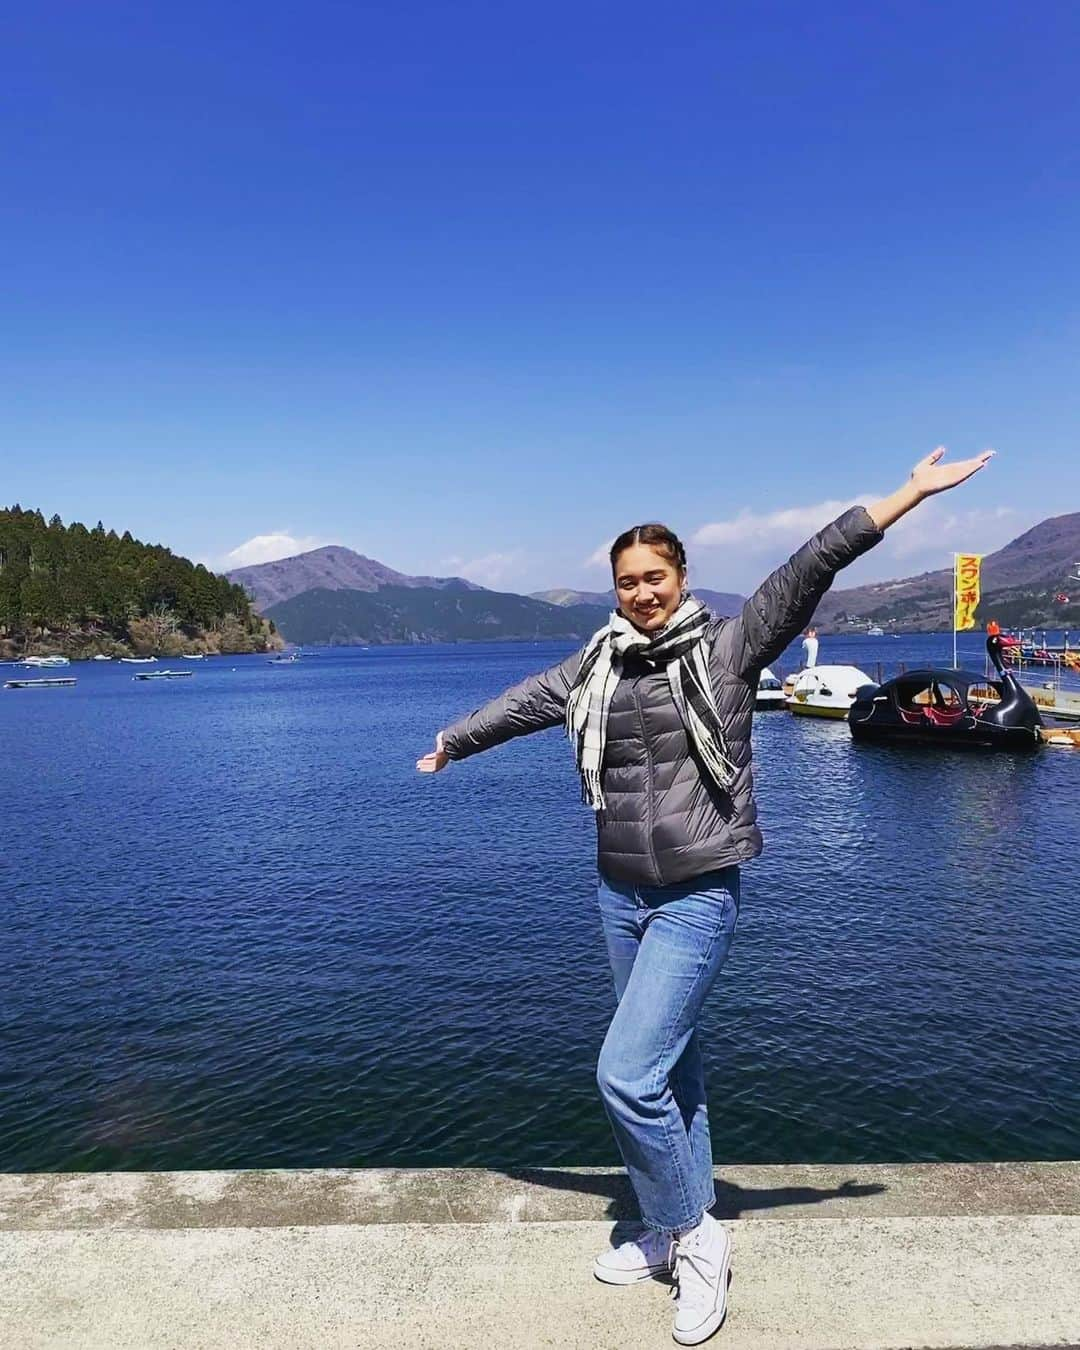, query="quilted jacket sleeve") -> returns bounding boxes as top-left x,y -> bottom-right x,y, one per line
440,647 -> 587,761
711,506 -> 883,681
